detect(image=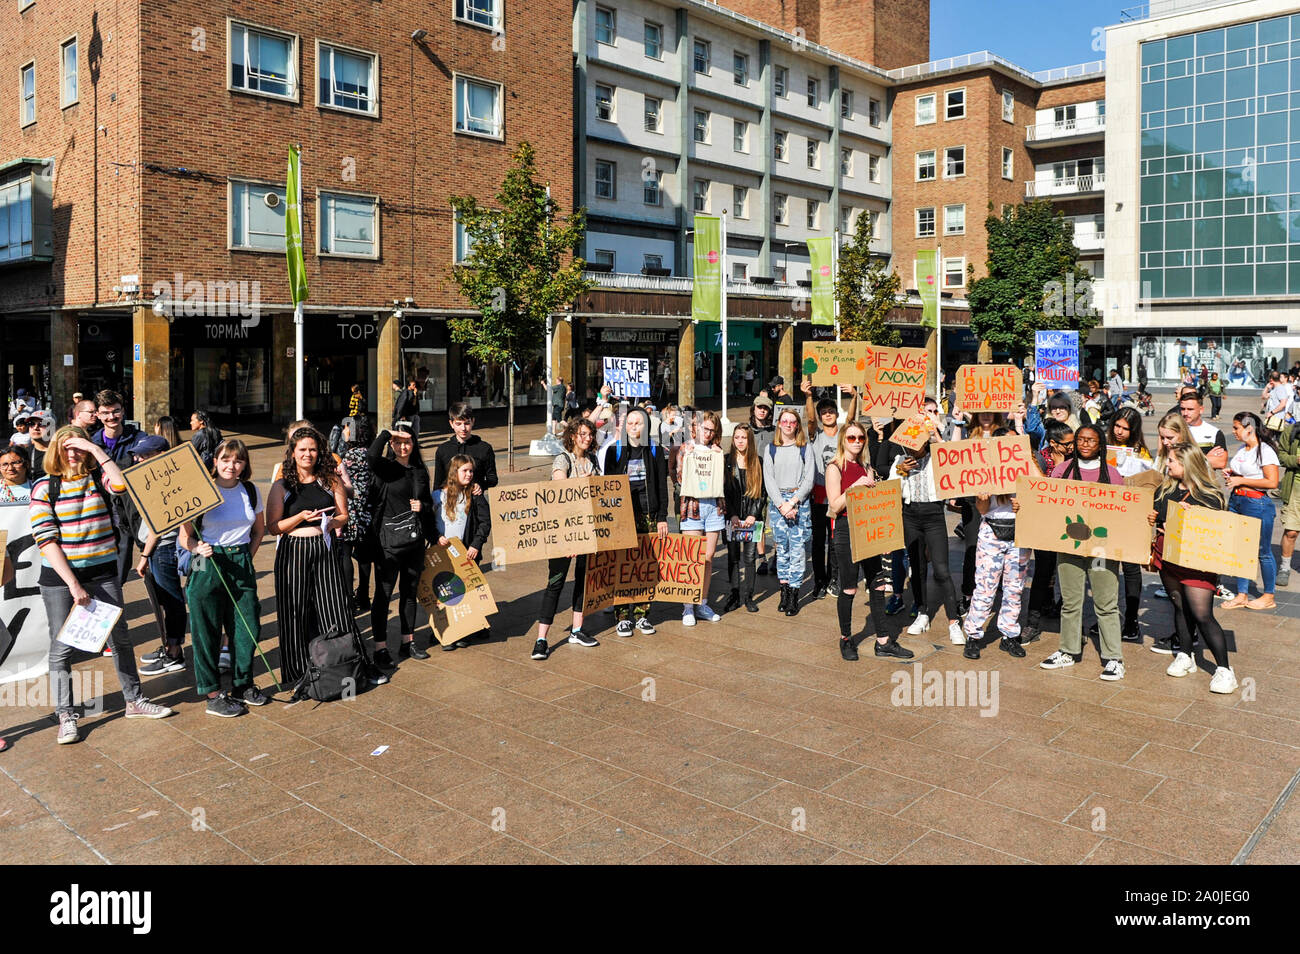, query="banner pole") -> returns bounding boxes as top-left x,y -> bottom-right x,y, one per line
721,211 -> 728,424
